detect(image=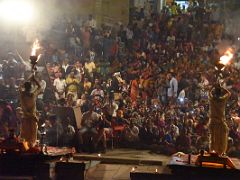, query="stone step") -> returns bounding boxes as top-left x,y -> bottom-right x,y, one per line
74,154 -> 164,166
